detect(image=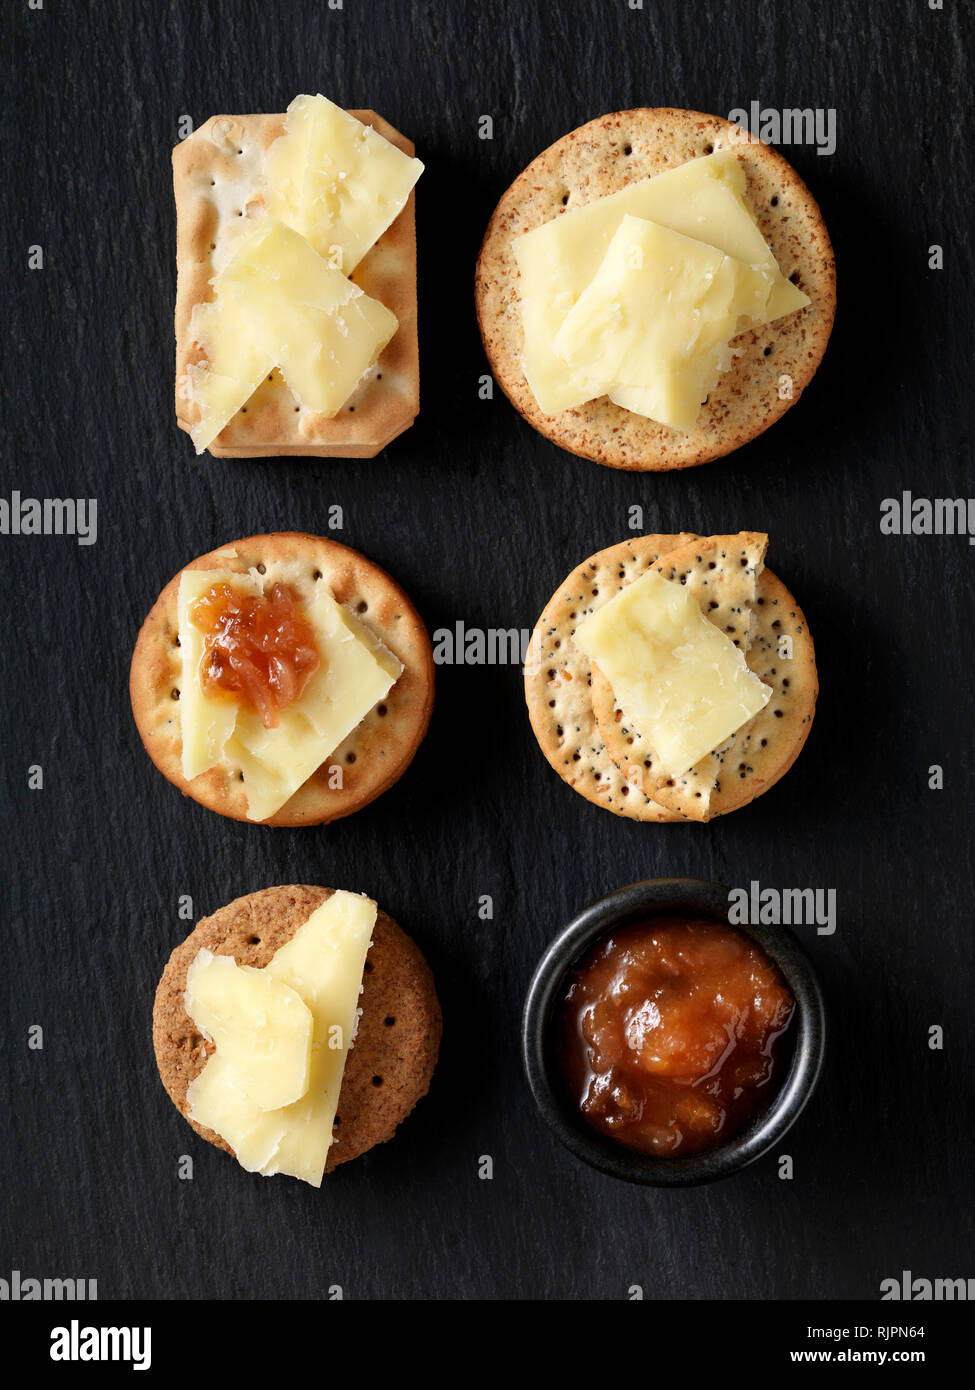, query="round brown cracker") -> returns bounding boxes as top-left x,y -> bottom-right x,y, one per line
592,564 -> 818,820
129,532 -> 434,826
152,884 -> 442,1174
524,533 -> 696,821
475,107 -> 836,472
